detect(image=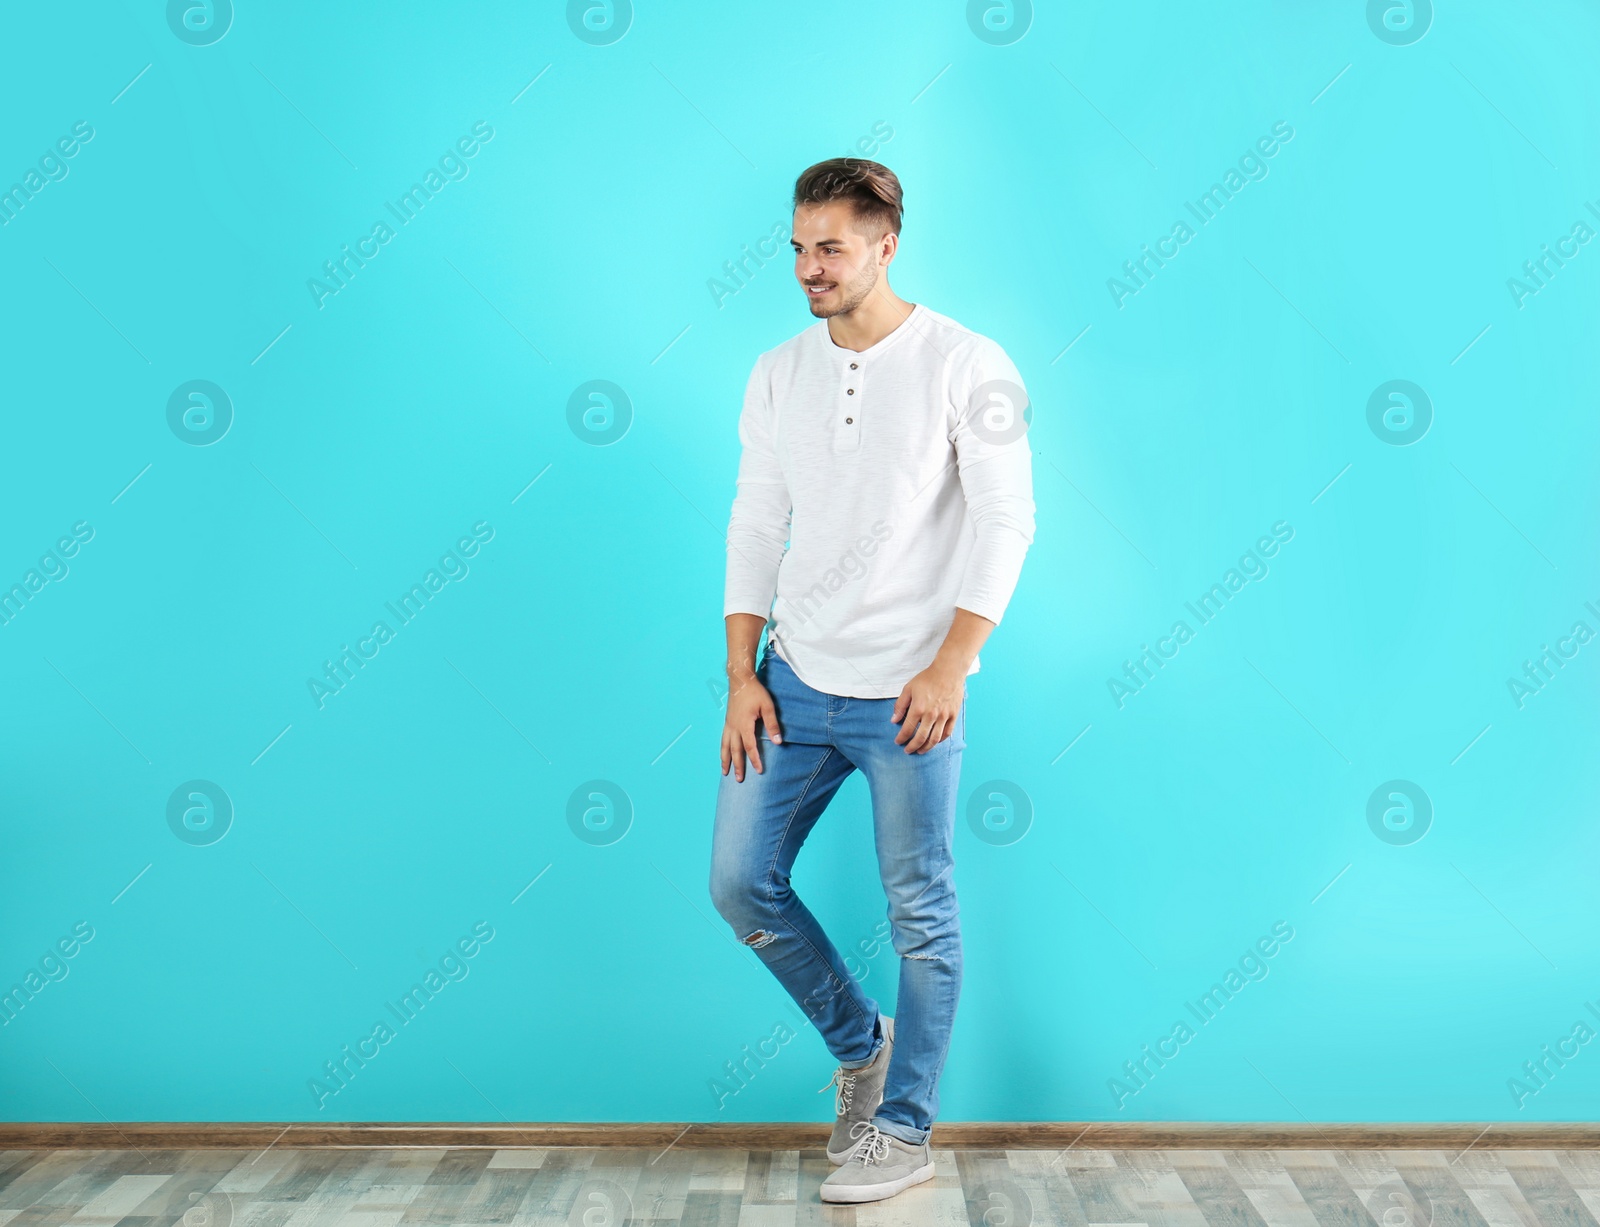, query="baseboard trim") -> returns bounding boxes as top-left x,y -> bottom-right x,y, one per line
1,1122 -> 1597,1150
